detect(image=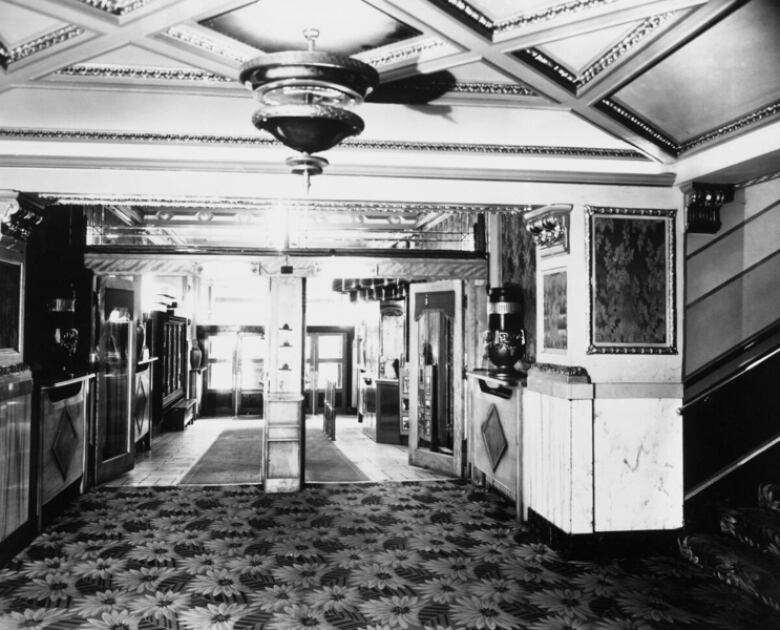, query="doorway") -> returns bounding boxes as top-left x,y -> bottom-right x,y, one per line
199,325 -> 265,417
305,327 -> 353,414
